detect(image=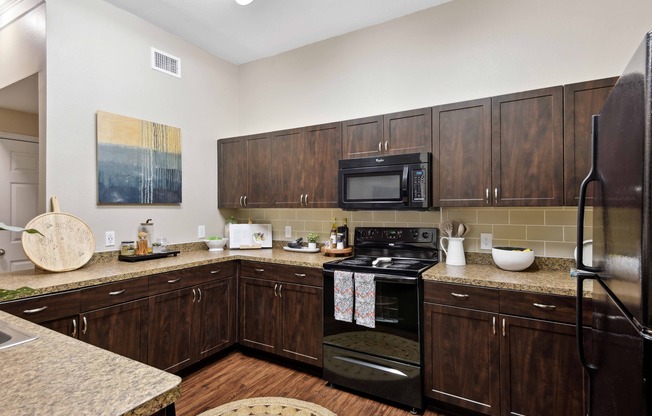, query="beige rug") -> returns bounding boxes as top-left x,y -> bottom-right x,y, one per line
198,396 -> 337,416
